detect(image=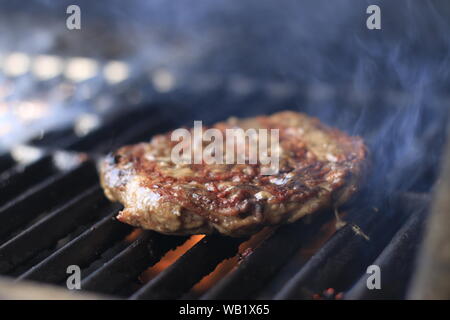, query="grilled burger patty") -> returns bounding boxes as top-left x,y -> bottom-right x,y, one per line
99,111 -> 368,237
